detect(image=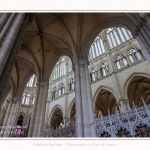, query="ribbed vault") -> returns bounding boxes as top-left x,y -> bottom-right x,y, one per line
1,12 -> 141,99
